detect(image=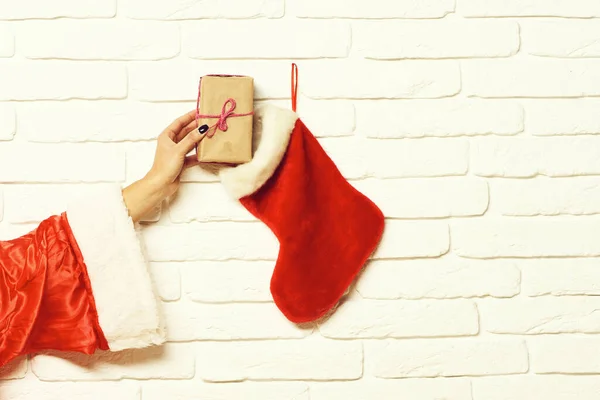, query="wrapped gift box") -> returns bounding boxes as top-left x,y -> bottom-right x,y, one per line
196,75 -> 254,164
